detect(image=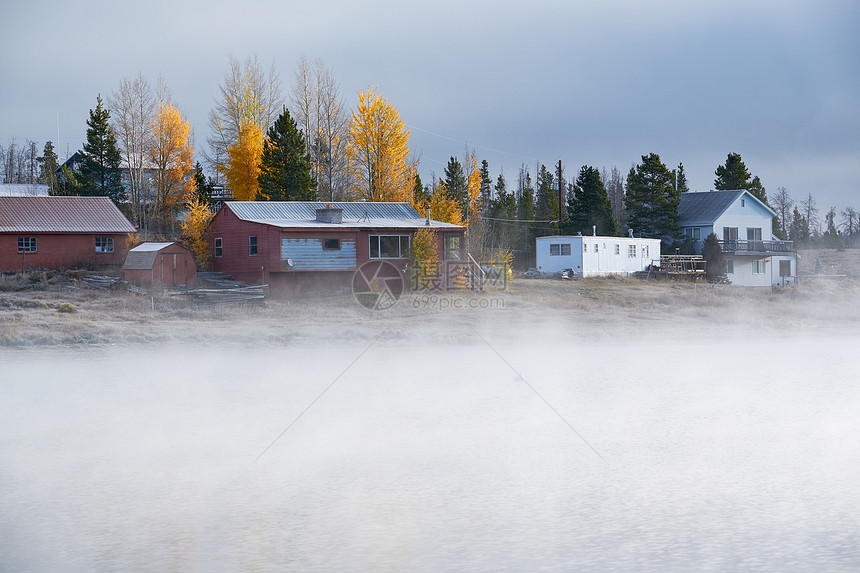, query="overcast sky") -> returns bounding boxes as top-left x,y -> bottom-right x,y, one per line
2,0 -> 857,210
